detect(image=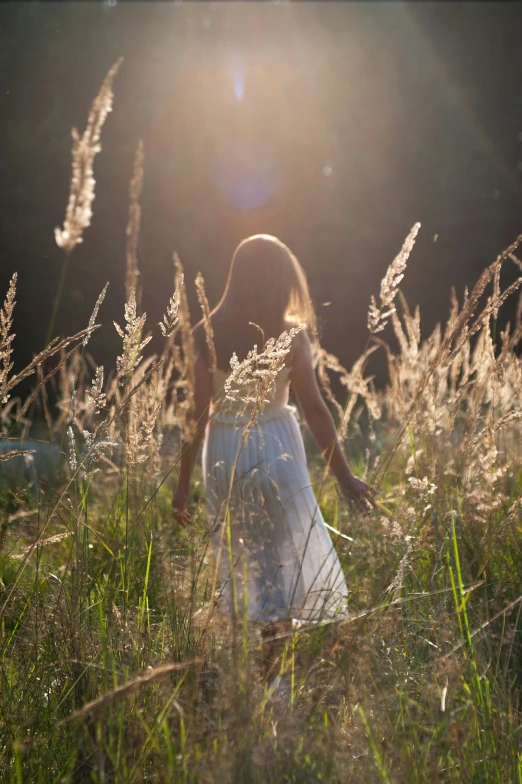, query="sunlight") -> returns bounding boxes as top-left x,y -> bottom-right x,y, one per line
214,137 -> 279,211
231,52 -> 244,102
